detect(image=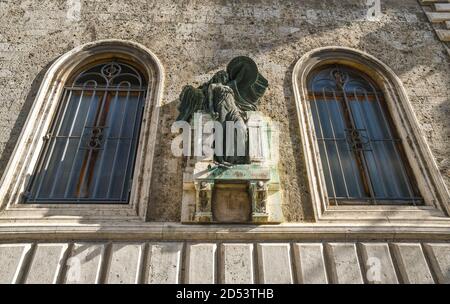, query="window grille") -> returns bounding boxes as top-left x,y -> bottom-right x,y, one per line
308,65 -> 422,205
26,61 -> 147,204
